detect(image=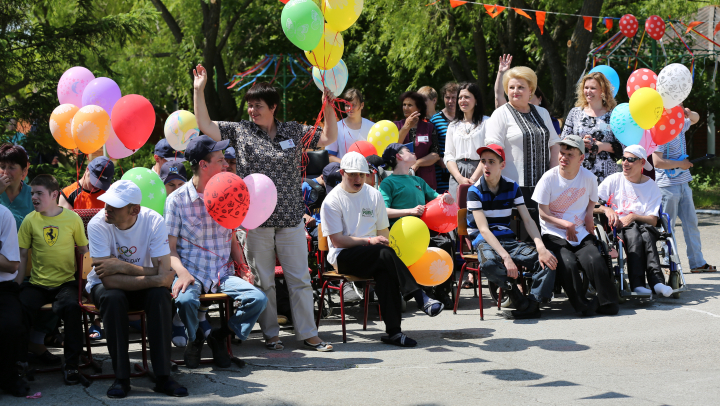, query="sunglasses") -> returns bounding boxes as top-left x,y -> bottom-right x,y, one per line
621,156 -> 642,163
